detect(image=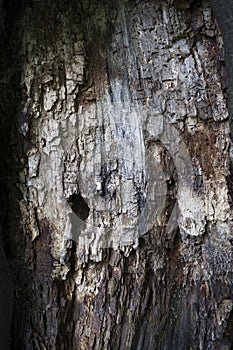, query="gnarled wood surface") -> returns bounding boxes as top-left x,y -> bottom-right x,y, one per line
0,0 -> 232,349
